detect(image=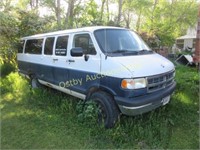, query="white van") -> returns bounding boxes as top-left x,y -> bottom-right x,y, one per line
17,26 -> 176,128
